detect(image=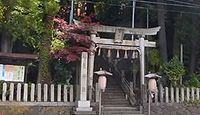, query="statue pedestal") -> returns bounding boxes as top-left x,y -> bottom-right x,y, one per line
76,100 -> 92,111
